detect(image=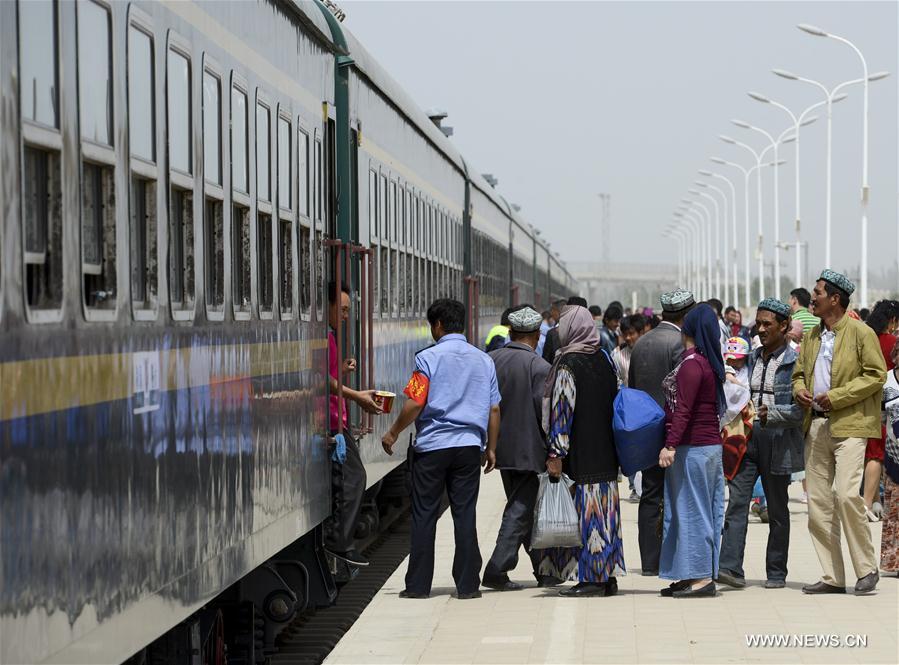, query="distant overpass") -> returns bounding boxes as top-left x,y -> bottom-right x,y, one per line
569,262 -> 680,311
